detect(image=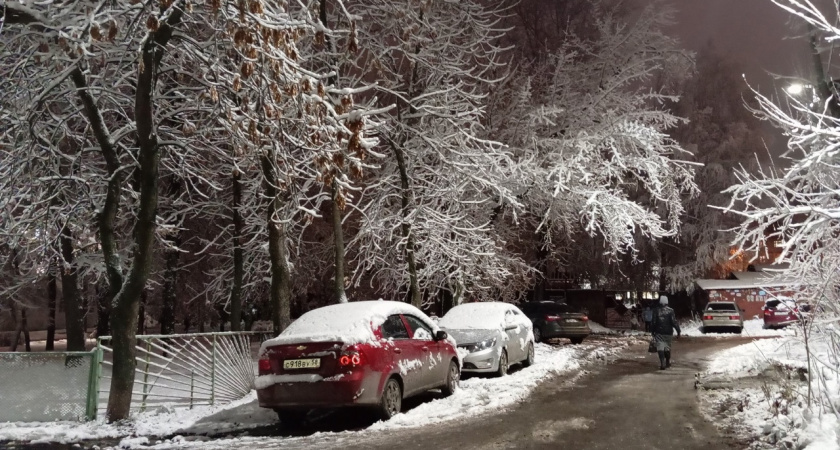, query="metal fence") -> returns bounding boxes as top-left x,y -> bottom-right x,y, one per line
95,332 -> 269,415
0,331 -> 270,422
0,350 -> 100,422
